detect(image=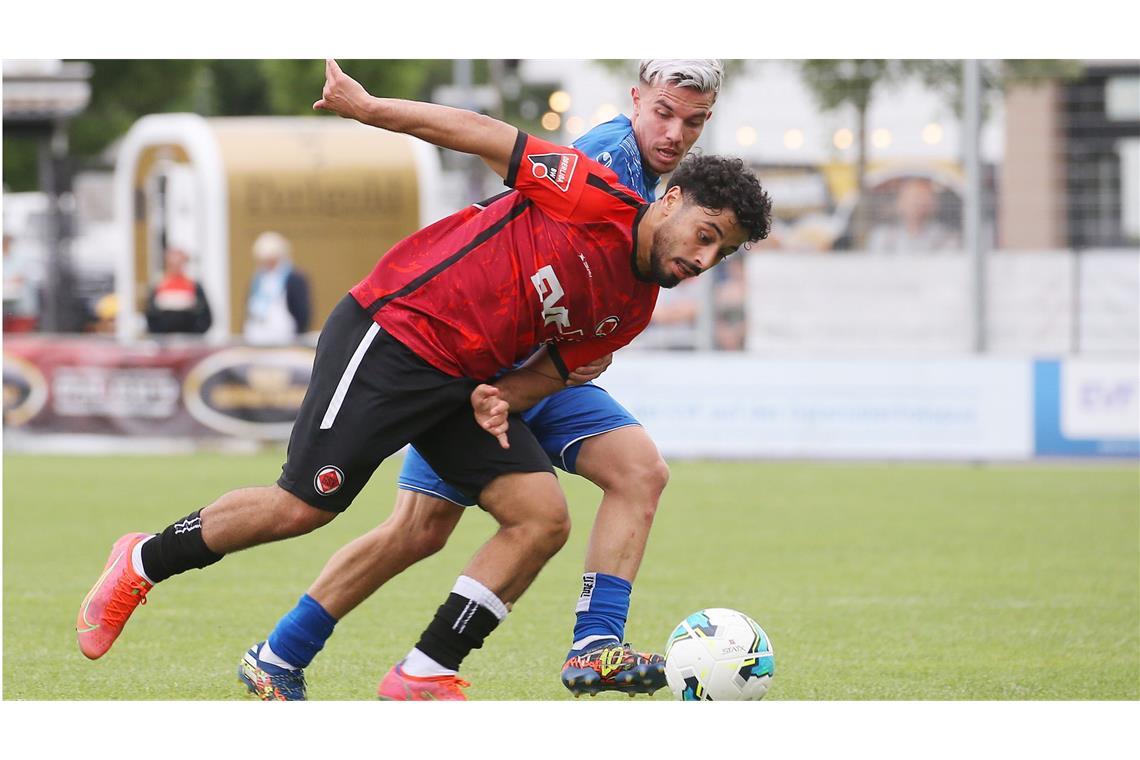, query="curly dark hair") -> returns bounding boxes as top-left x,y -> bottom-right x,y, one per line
665,154 -> 772,244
